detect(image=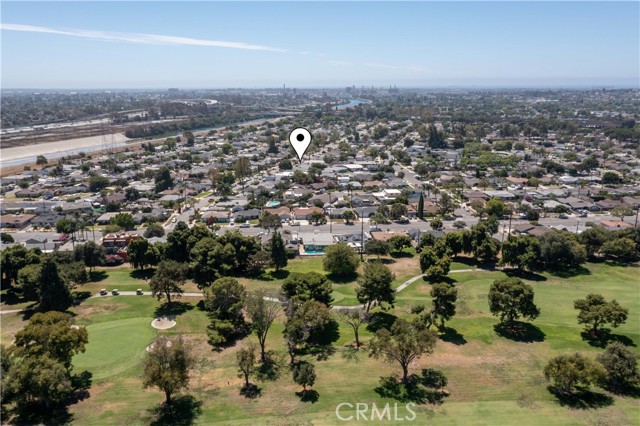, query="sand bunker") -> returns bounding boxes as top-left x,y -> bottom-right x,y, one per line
151,317 -> 176,330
